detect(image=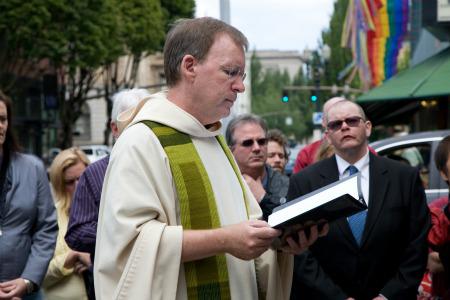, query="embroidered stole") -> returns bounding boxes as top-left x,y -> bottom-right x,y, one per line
143,121 -> 252,299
